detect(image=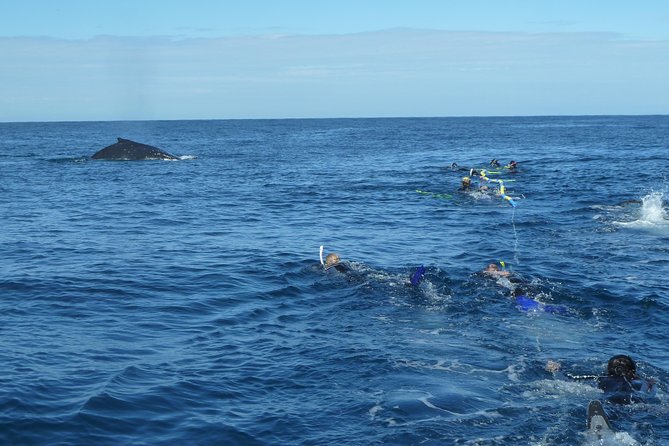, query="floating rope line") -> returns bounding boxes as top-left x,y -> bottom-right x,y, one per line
511,207 -> 520,265
478,169 -> 521,263
478,169 -> 517,207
